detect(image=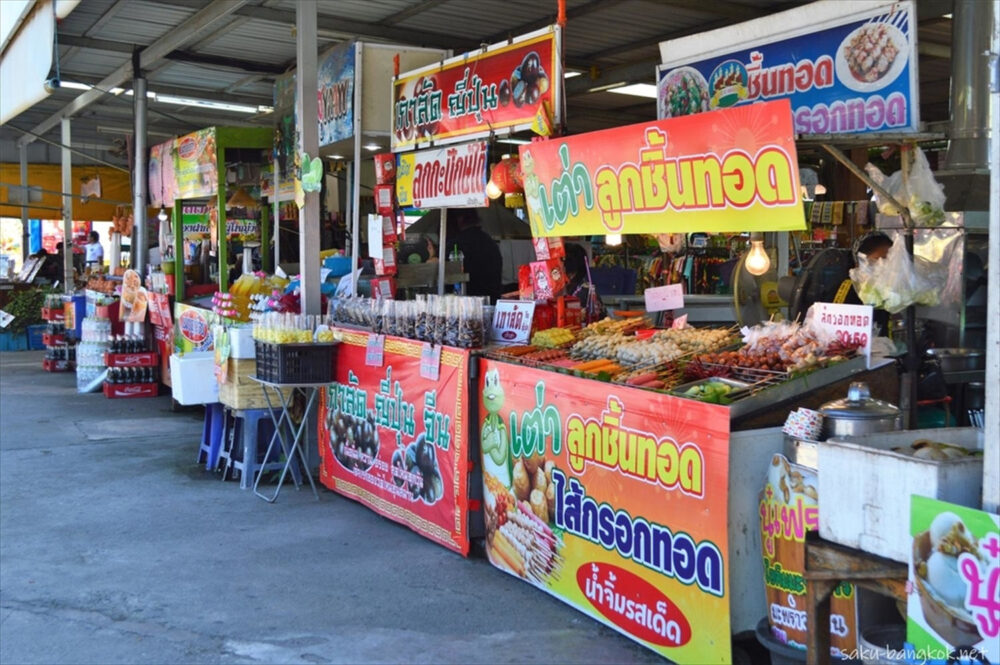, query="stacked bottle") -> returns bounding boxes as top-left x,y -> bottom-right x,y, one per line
76,316 -> 112,391
106,367 -> 158,384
